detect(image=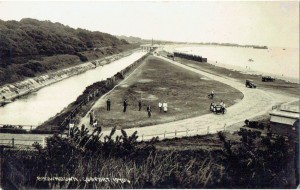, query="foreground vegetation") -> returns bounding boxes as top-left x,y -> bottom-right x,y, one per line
2,123 -> 295,189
